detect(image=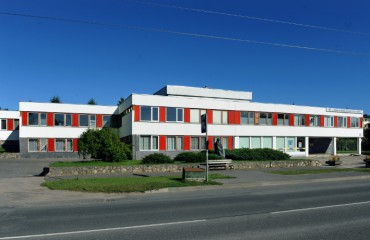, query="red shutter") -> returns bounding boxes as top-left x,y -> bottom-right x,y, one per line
72,114 -> 79,127
360,117 -> 363,128
289,114 -> 295,126
48,138 -> 55,152
228,111 -> 235,124
235,111 -> 241,124
208,136 -> 213,150
347,117 -> 351,128
184,108 -> 190,123
272,113 -> 278,126
228,136 -> 233,150
96,114 -> 103,128
47,113 -> 54,126
207,110 -> 213,124
305,115 -> 310,127
73,138 -> 78,152
320,116 -> 325,127
159,107 -> 166,122
334,116 -> 338,128
184,136 -> 190,150
7,119 -> 14,131
133,105 -> 140,122
22,112 -> 28,126
159,136 -> 166,150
